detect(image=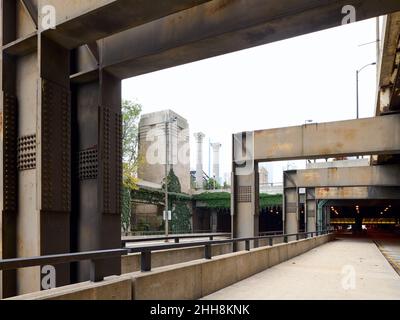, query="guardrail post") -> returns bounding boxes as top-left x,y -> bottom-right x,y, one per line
232,241 -> 238,252
284,236 -> 288,243
205,244 -> 212,259
209,236 -> 214,241
141,251 -> 152,272
174,238 -> 179,243
90,259 -> 104,282
254,239 -> 259,248
269,238 -> 273,246
296,234 -> 299,241
245,240 -> 250,251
